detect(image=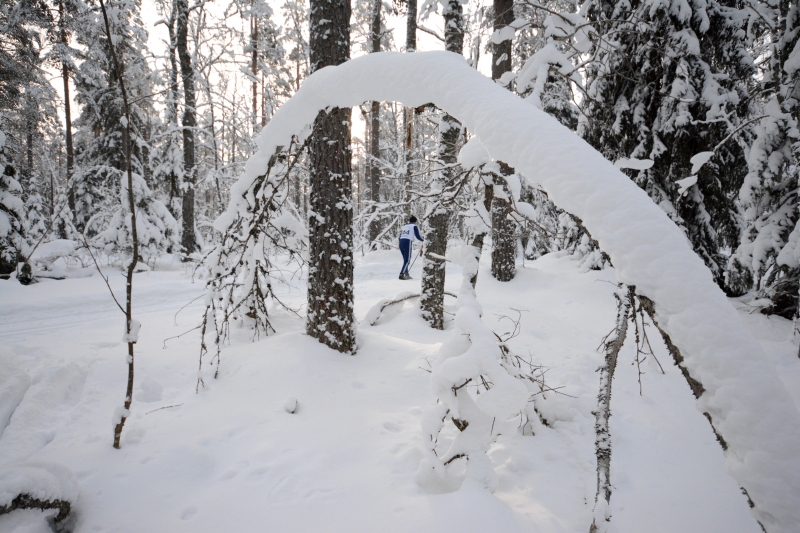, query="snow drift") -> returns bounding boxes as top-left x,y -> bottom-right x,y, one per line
219,51 -> 800,531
